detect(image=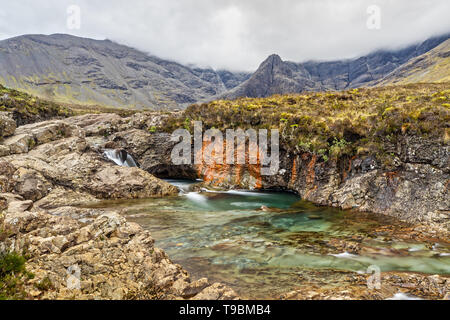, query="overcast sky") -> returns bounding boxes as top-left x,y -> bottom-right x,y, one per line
0,0 -> 449,71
